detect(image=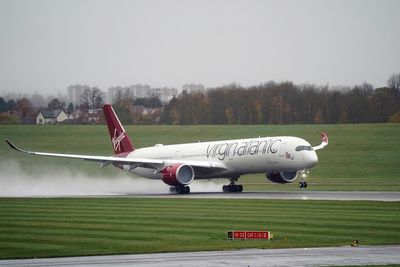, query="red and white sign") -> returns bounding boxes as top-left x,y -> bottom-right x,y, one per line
227,231 -> 272,240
